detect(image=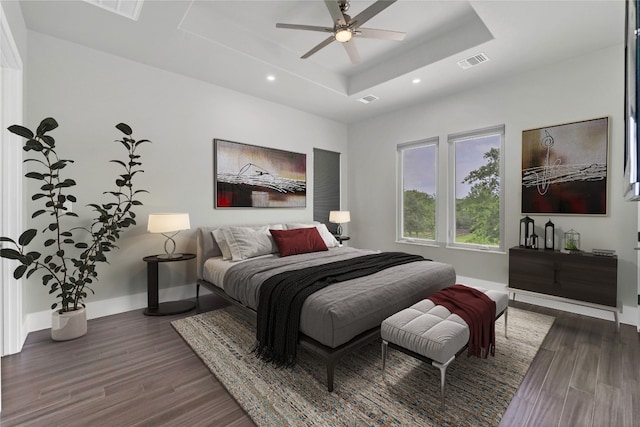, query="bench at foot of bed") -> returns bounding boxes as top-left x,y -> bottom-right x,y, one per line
380,286 -> 508,409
